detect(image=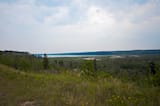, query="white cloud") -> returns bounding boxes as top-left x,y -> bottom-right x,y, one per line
43,6 -> 69,25
0,0 -> 160,53
85,6 -> 115,25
